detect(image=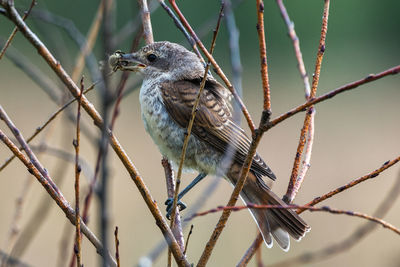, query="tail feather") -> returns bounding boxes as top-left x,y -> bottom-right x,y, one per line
227,163 -> 310,251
